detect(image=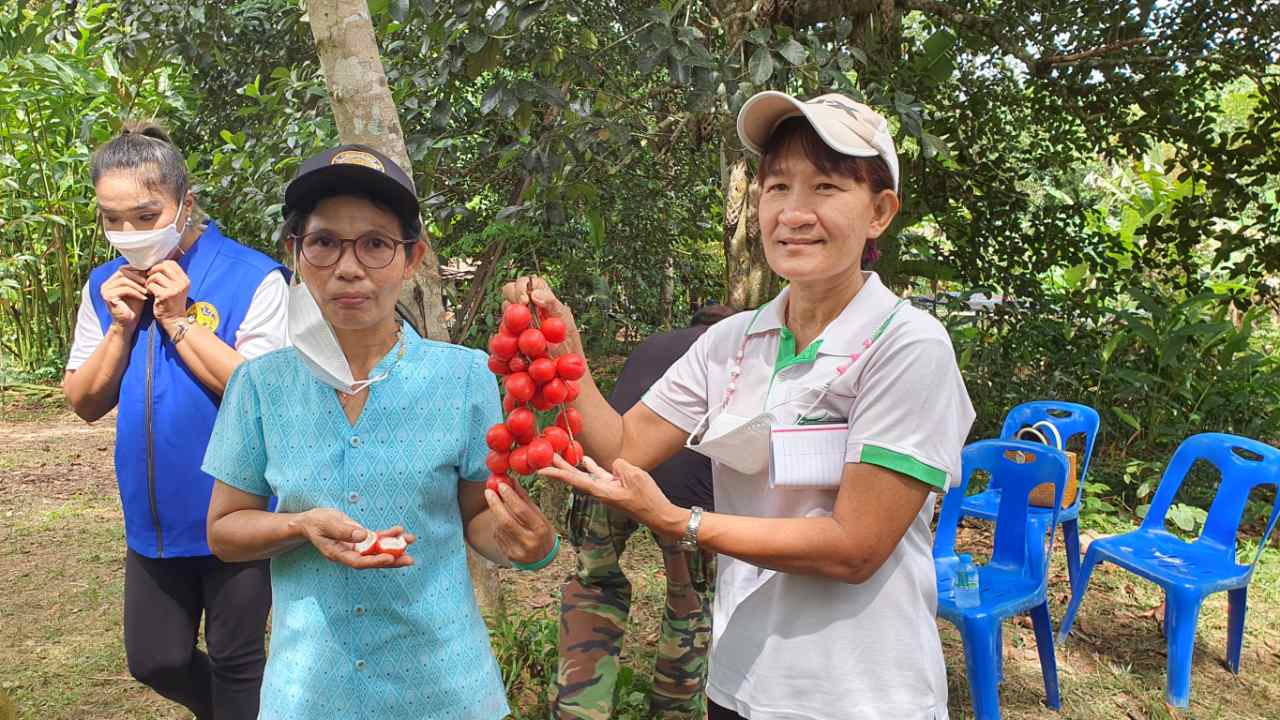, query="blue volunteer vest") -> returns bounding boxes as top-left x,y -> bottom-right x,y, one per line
87,221 -> 285,558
